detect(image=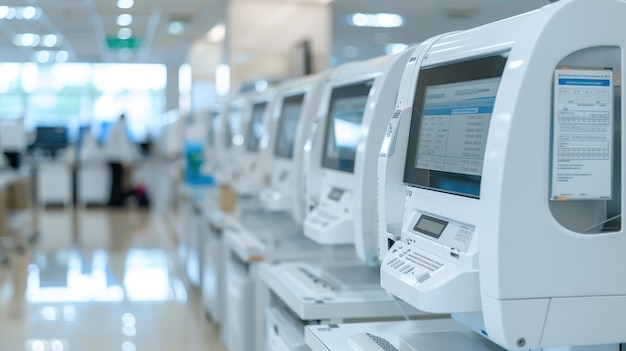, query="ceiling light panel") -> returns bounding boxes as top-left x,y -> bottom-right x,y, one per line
118,28 -> 133,40
117,0 -> 134,10
117,14 -> 133,26
346,13 -> 403,28
42,35 -> 58,48
0,6 -> 42,20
